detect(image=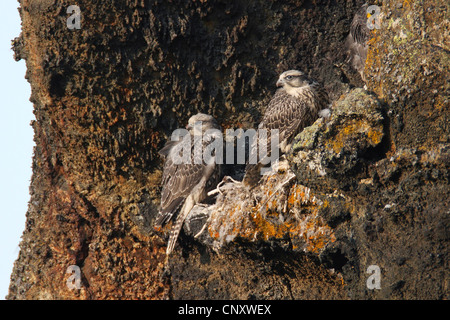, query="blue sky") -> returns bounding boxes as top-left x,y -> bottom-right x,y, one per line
0,1 -> 34,299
